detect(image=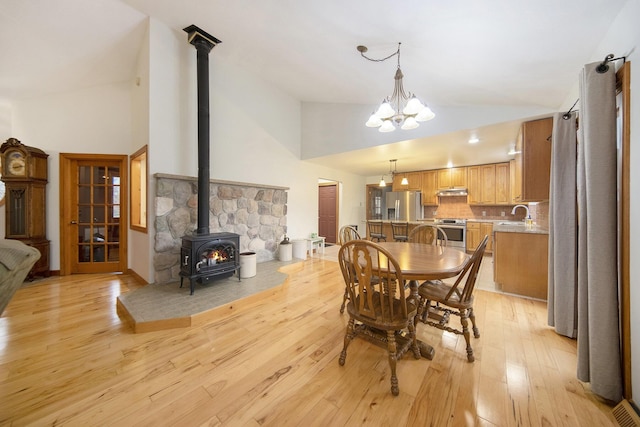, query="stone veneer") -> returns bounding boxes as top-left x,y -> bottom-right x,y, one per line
153,173 -> 288,284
